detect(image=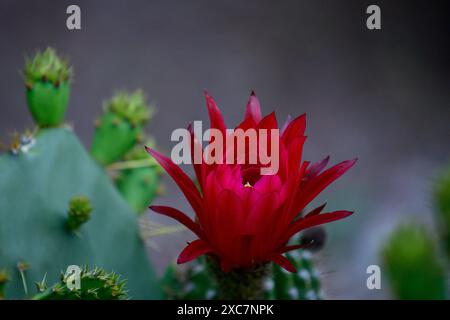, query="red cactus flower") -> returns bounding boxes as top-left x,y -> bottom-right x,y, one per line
146,92 -> 356,272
